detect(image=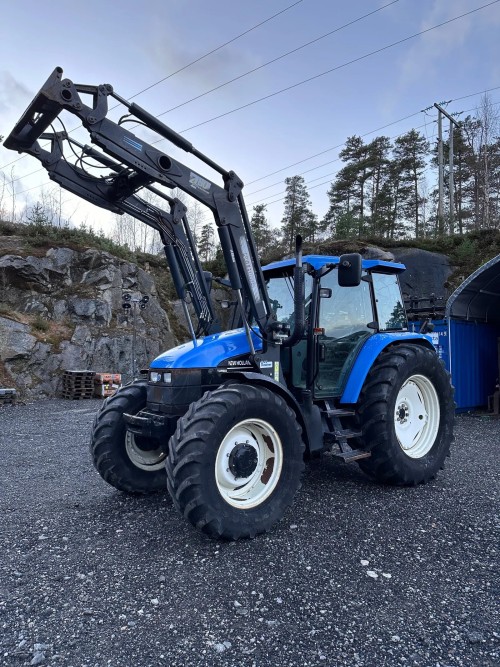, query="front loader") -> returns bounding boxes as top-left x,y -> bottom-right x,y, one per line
5,67 -> 454,539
